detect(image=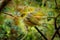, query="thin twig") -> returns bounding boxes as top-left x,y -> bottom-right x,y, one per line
34,26 -> 48,40
51,26 -> 60,40
4,12 -> 14,17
